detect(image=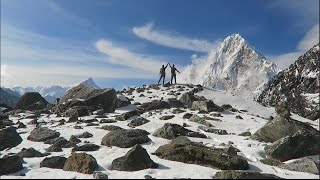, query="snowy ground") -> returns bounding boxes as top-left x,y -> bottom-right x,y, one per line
1,84 -> 319,179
